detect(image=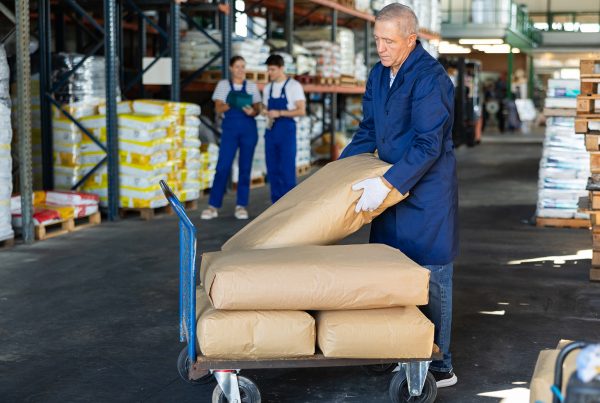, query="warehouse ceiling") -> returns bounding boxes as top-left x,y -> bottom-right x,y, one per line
518,0 -> 600,13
